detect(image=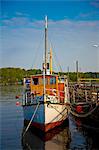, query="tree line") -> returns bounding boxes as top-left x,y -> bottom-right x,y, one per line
0,67 -> 99,85
0,68 -> 41,85
58,71 -> 99,82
